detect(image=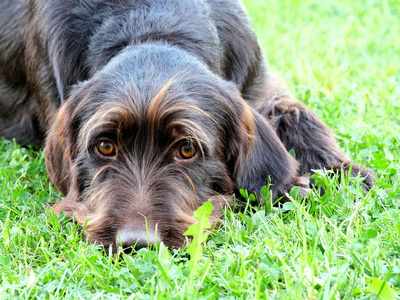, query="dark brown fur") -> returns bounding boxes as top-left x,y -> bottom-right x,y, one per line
0,0 -> 376,251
